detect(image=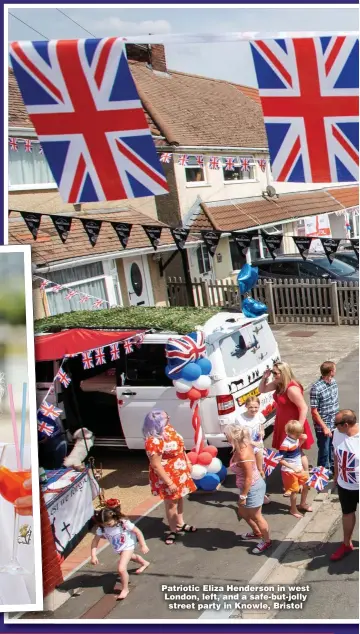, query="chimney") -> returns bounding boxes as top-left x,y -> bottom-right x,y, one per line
149,45 -> 167,73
